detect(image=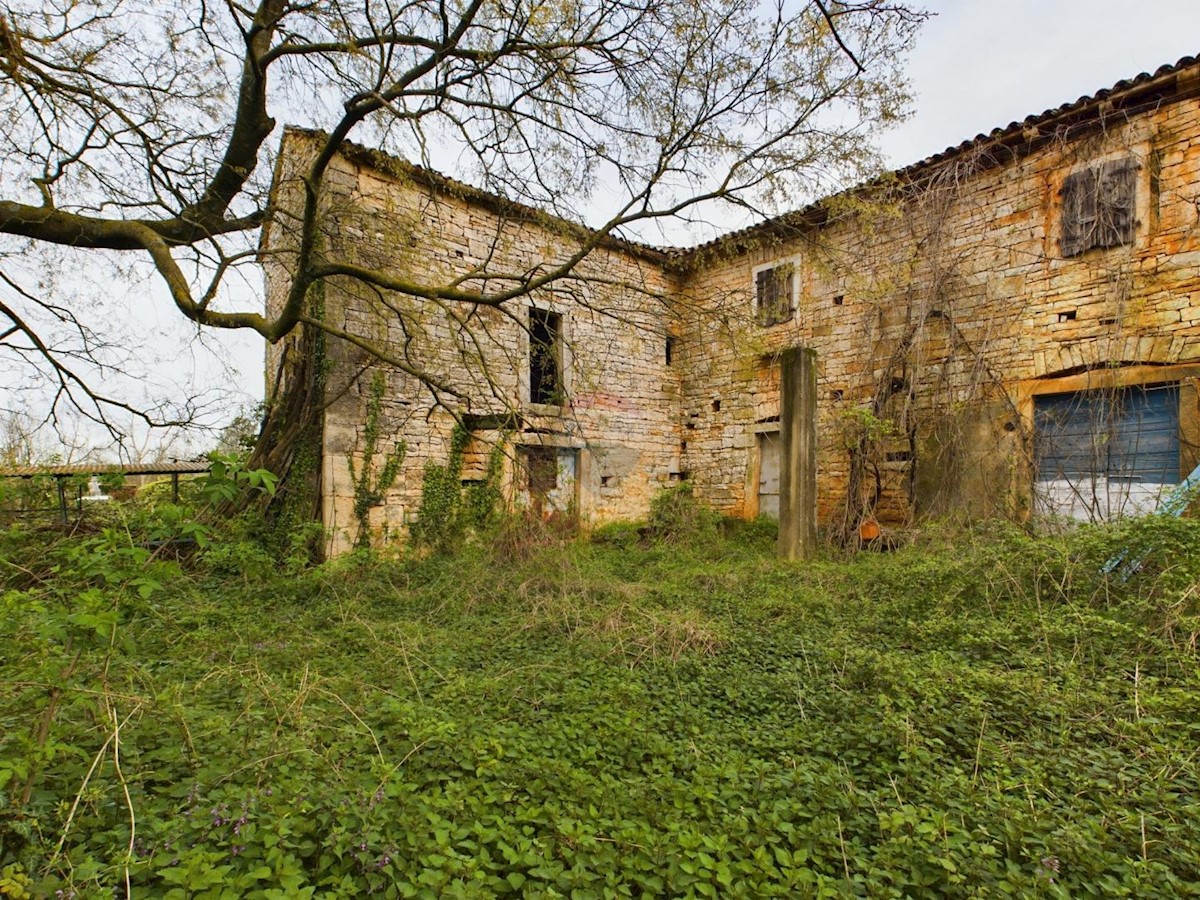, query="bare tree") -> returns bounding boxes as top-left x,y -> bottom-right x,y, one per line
0,0 -> 924,491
